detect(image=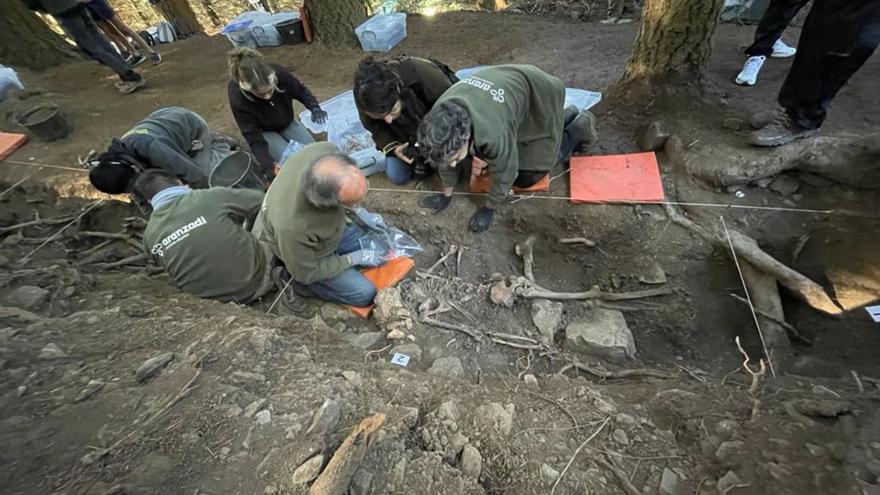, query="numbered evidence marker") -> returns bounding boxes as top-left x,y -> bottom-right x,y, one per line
866,305 -> 880,323
390,353 -> 411,367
